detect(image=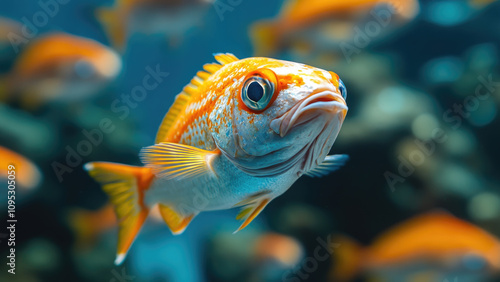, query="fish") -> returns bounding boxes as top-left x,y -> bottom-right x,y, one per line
331,211 -> 500,281
0,32 -> 122,109
0,146 -> 42,190
96,0 -> 213,50
250,0 -> 420,56
84,53 -> 348,265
